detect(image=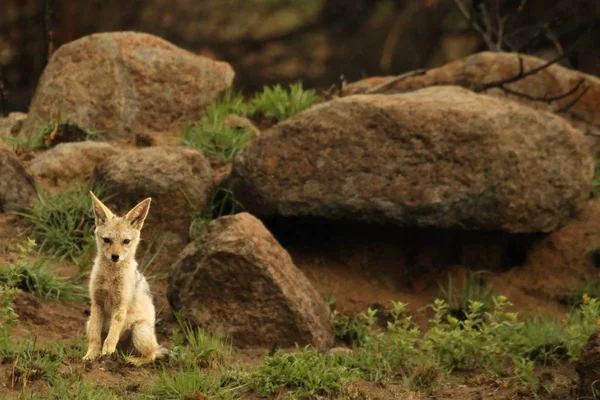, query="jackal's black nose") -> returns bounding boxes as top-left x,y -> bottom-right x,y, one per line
111,254 -> 119,262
